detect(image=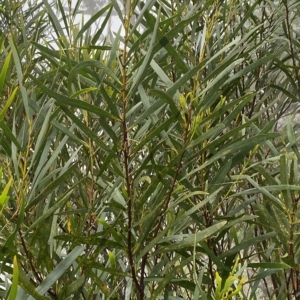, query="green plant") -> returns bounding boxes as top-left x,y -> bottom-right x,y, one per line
1,0 -> 300,299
